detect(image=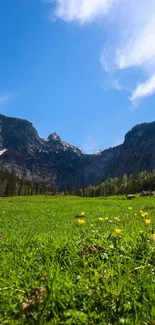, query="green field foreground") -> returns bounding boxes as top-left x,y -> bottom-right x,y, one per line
1,195 -> 155,325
